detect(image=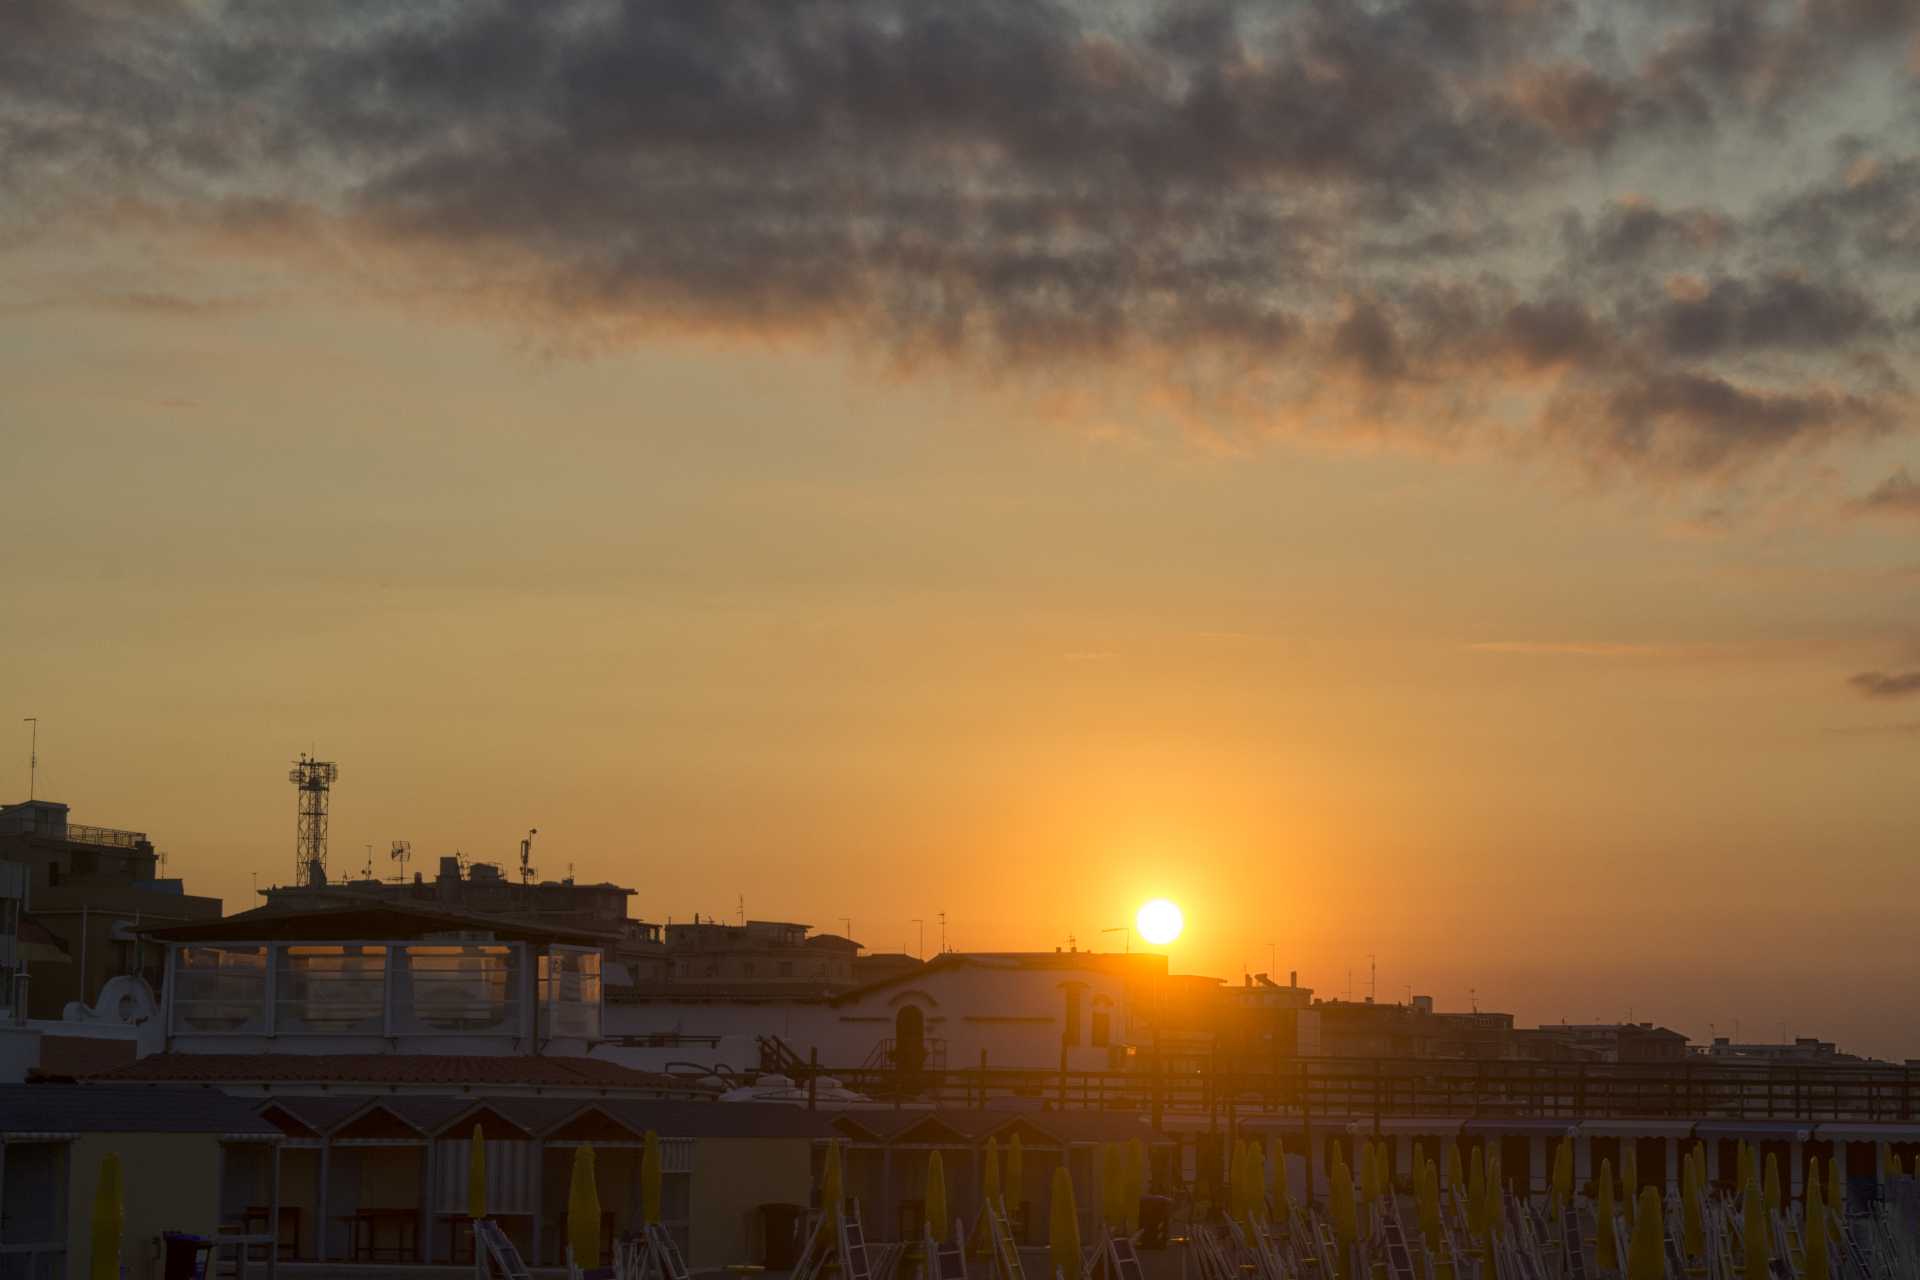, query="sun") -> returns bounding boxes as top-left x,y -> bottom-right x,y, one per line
1136,898 -> 1184,946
